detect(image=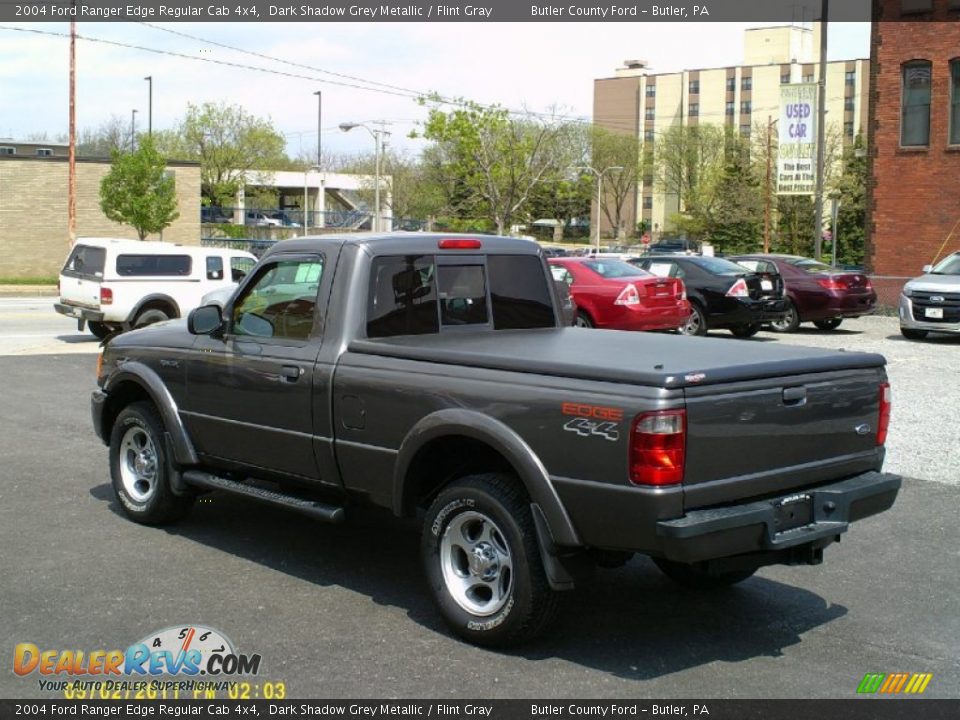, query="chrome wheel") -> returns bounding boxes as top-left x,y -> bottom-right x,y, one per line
440,510 -> 513,616
118,425 -> 158,503
681,305 -> 706,336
